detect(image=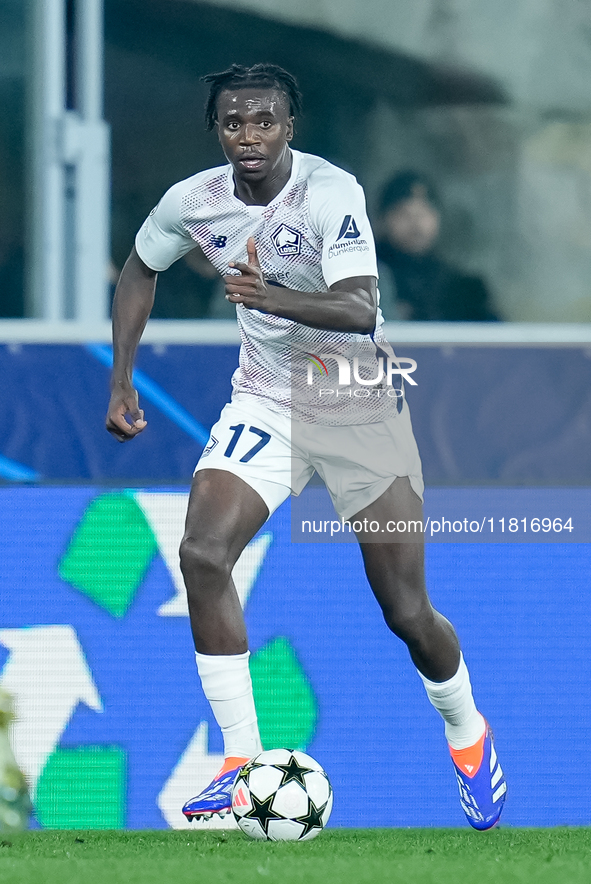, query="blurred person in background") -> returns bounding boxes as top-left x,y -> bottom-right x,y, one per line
150,246 -> 233,319
376,171 -> 499,322
111,247 -> 231,319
